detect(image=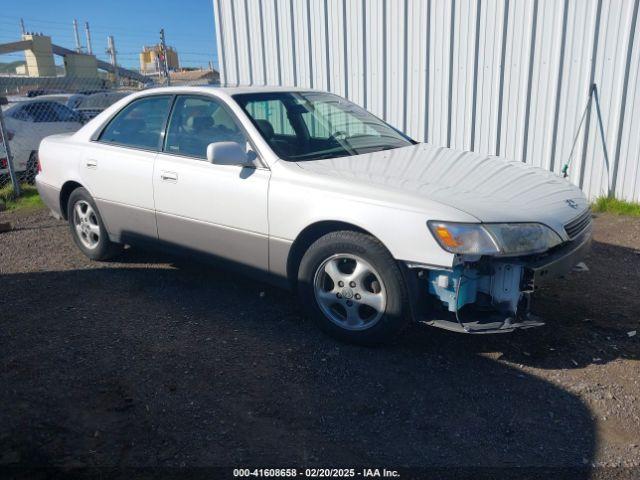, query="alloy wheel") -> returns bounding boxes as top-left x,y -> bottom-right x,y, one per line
73,200 -> 101,249
313,254 -> 387,331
